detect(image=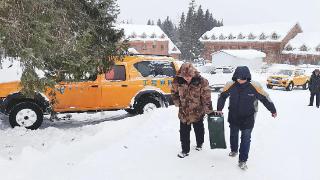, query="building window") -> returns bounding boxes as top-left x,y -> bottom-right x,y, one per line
300,45 -> 308,51
248,33 -> 256,40
142,43 -> 147,50
202,35 -> 209,40
211,34 -> 217,40
259,33 -> 267,40
150,33 -> 157,38
219,34 -> 225,40
271,33 -> 279,40
285,45 -> 293,51
228,34 -> 234,40
160,34 -> 166,39
152,44 -> 157,49
237,33 -> 244,39
316,45 -> 320,52
129,32 -> 137,38
160,45 -> 164,51
140,32 -> 147,38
